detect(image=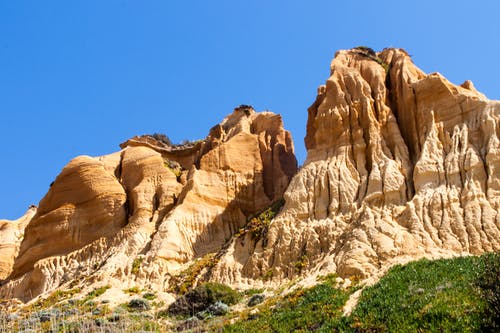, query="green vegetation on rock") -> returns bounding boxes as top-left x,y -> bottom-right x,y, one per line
2,253 -> 497,332
219,253 -> 499,332
235,199 -> 285,240
167,282 -> 242,317
219,280 -> 354,332
131,257 -> 143,275
168,252 -> 219,294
